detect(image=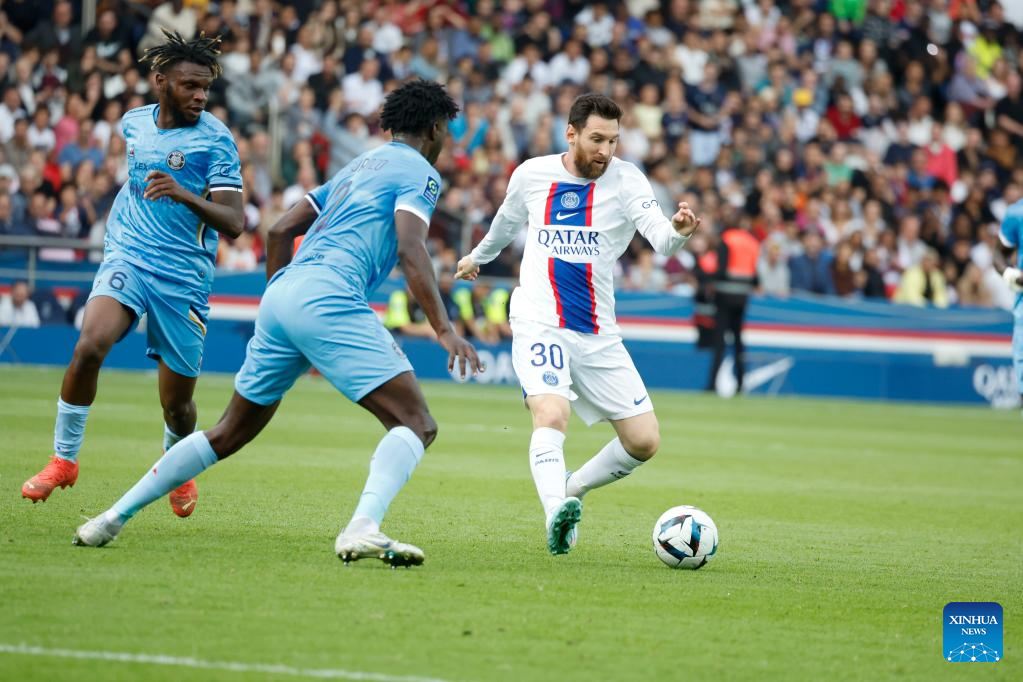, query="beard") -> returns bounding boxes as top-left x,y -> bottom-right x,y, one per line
573,146 -> 609,179
166,87 -> 202,126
